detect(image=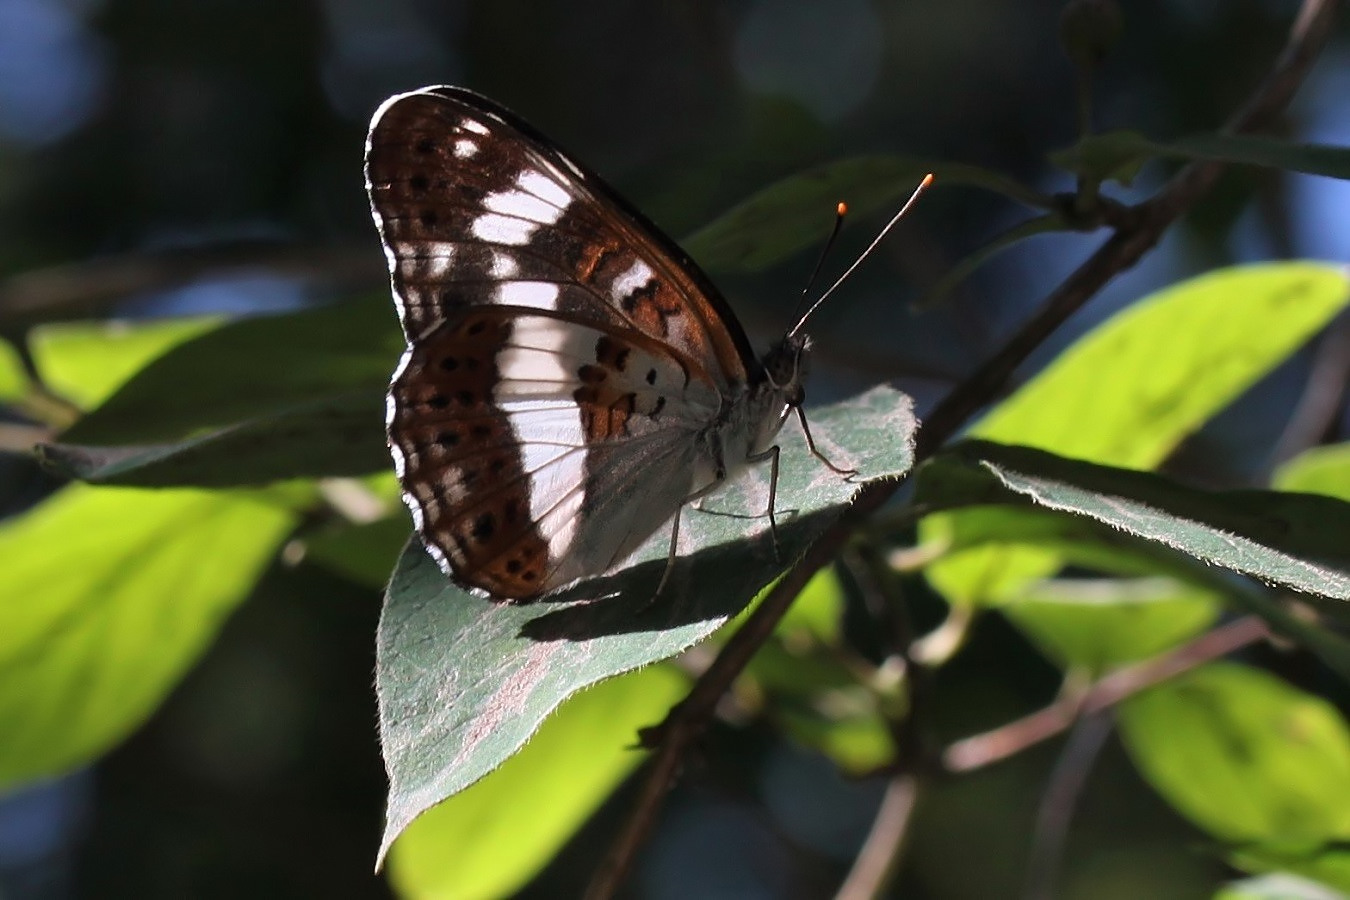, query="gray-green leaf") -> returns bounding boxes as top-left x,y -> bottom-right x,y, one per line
375,386 -> 915,861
